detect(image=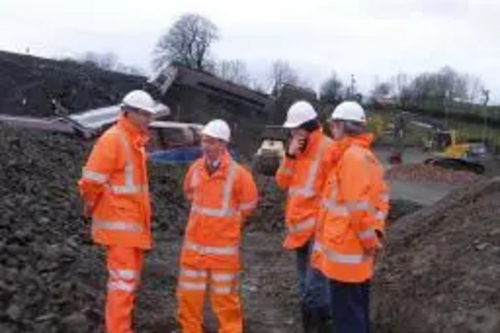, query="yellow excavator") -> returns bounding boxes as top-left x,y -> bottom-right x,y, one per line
423,129 -> 487,174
